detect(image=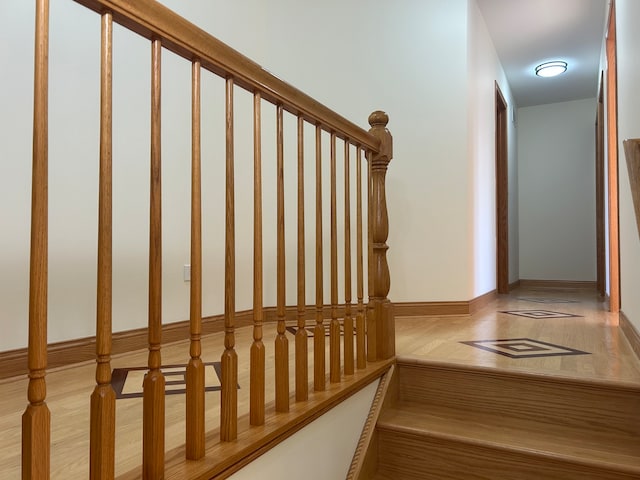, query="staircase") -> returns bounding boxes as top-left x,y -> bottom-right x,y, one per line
366,357 -> 640,479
